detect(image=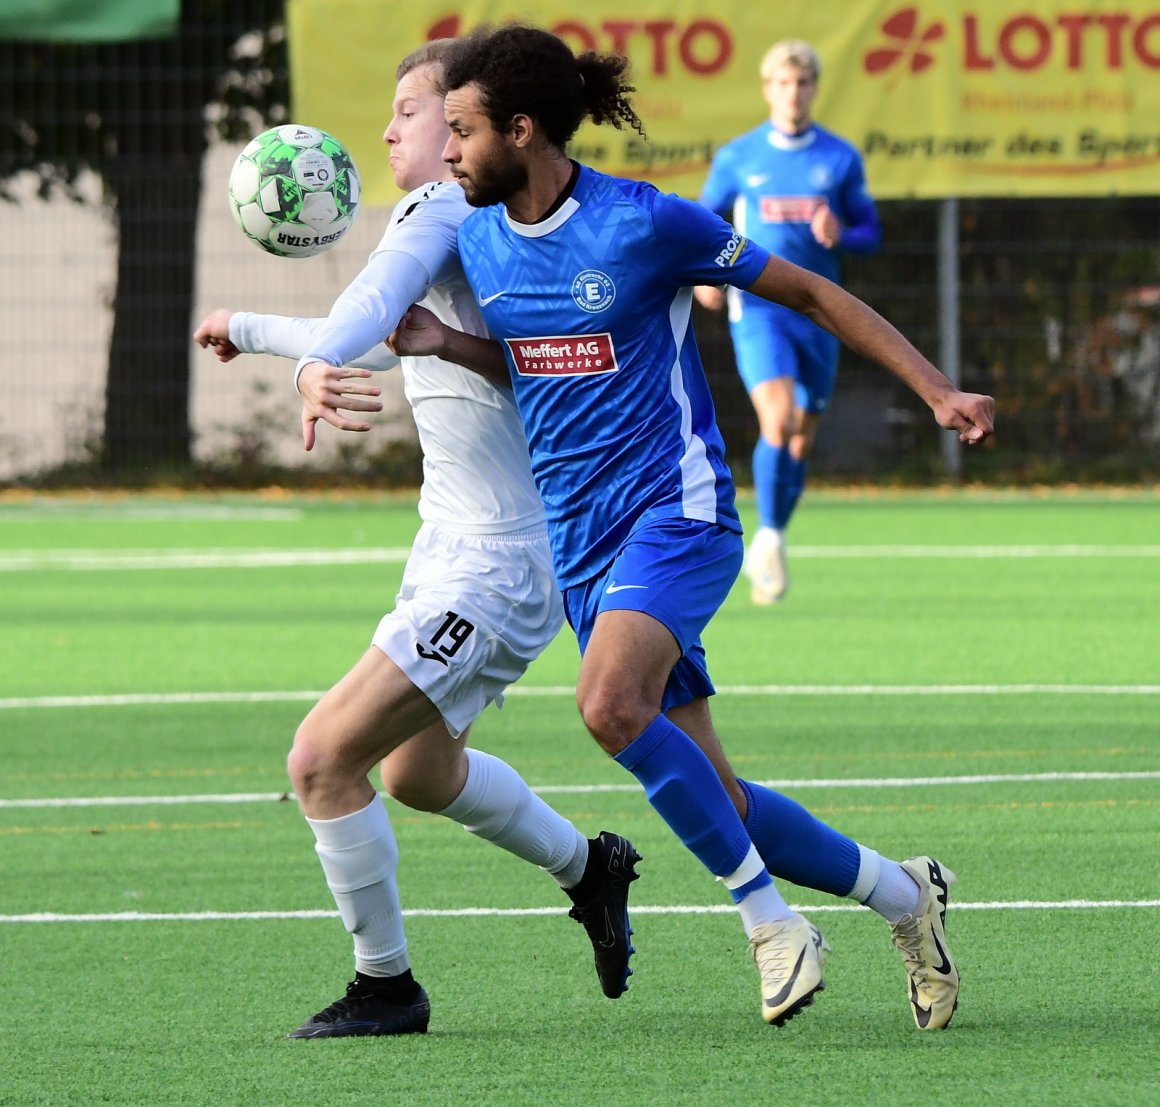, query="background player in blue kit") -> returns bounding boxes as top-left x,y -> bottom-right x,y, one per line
696,39 -> 882,603
397,23 -> 990,1030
